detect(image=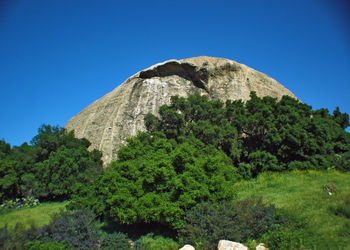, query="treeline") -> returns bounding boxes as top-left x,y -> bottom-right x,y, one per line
70,92 -> 350,230
0,125 -> 103,203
